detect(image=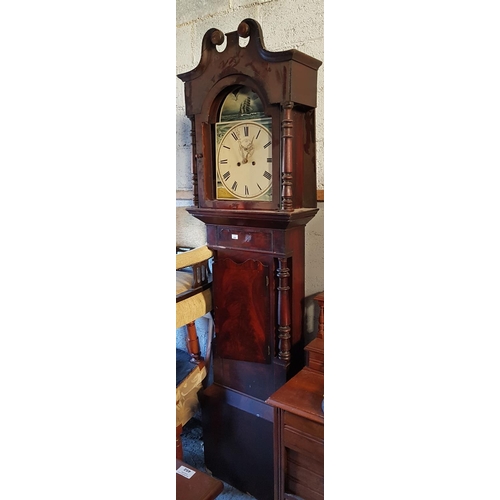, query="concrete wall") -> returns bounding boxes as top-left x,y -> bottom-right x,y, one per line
176,0 -> 324,352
